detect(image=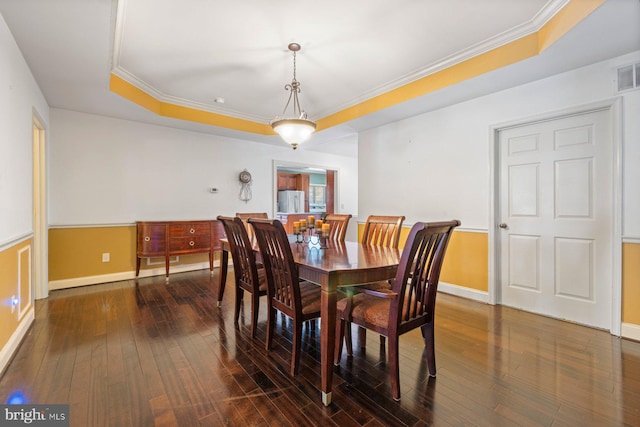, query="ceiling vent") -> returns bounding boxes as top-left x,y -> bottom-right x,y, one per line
617,62 -> 640,92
